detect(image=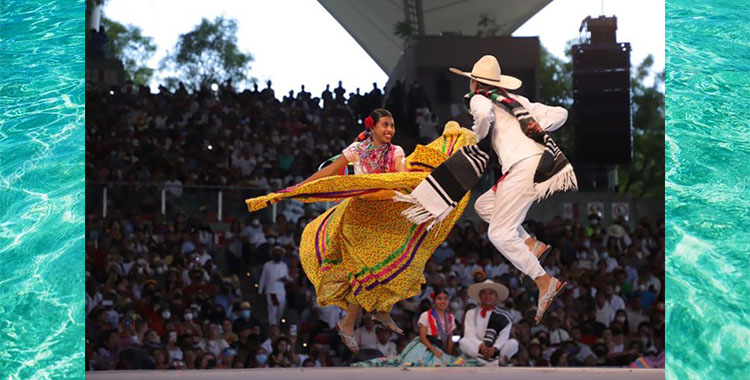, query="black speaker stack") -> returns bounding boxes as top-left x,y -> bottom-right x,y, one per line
572,16 -> 632,166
